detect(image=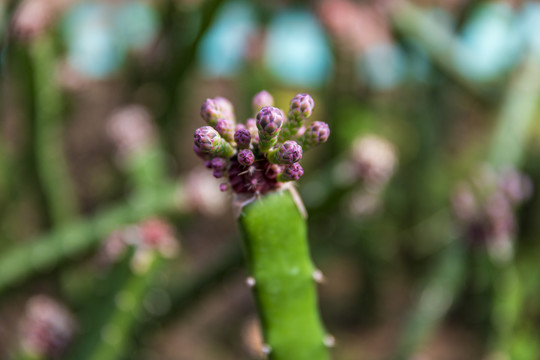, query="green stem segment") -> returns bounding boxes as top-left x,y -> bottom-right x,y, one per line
0,182 -> 185,294
29,34 -> 78,225
391,241 -> 465,360
237,189 -> 329,360
66,252 -> 165,360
